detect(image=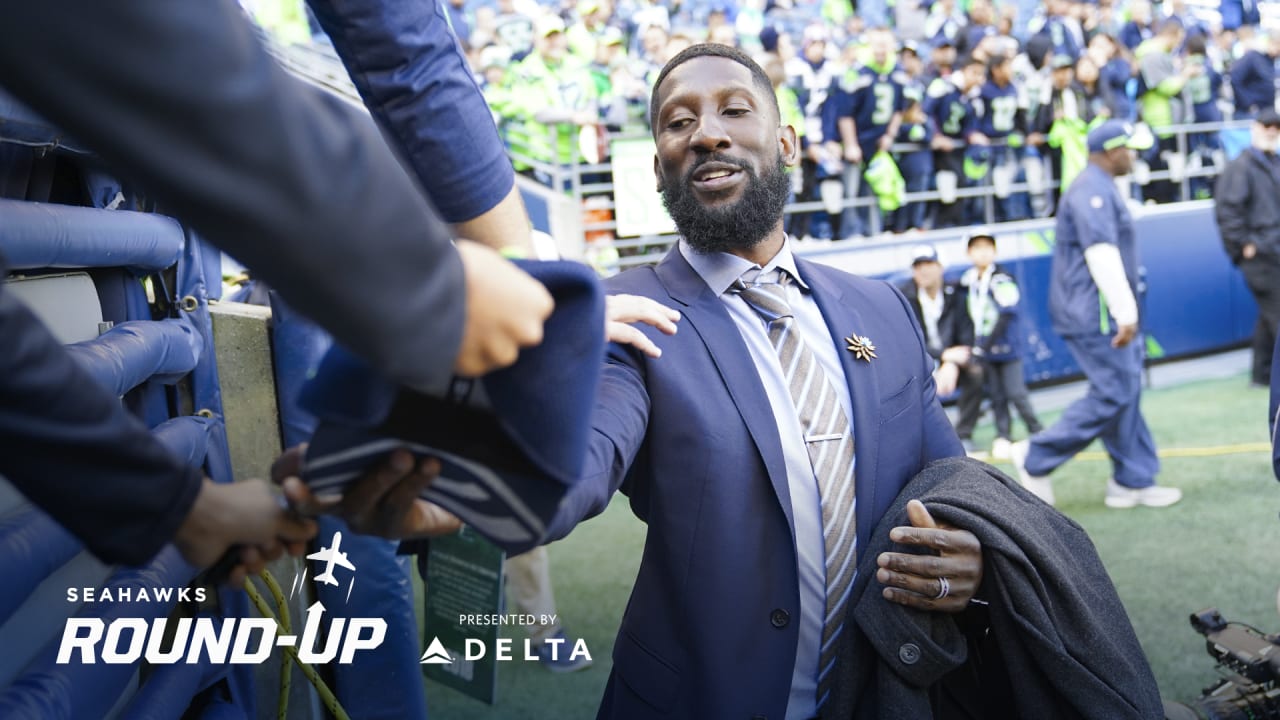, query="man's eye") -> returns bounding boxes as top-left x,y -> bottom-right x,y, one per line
725,107 -> 749,116
667,118 -> 692,129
